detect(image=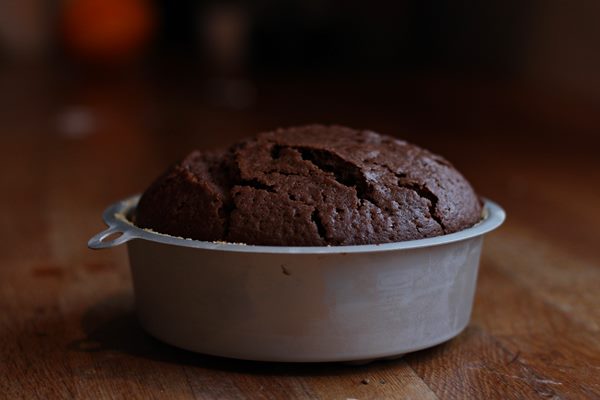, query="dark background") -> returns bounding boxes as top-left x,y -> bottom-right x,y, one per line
3,0 -> 599,80
0,0 -> 599,193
